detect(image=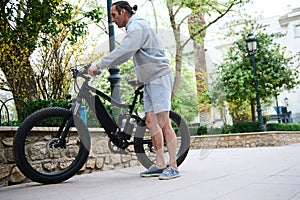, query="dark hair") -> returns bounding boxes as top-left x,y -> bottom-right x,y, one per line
112,1 -> 137,16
